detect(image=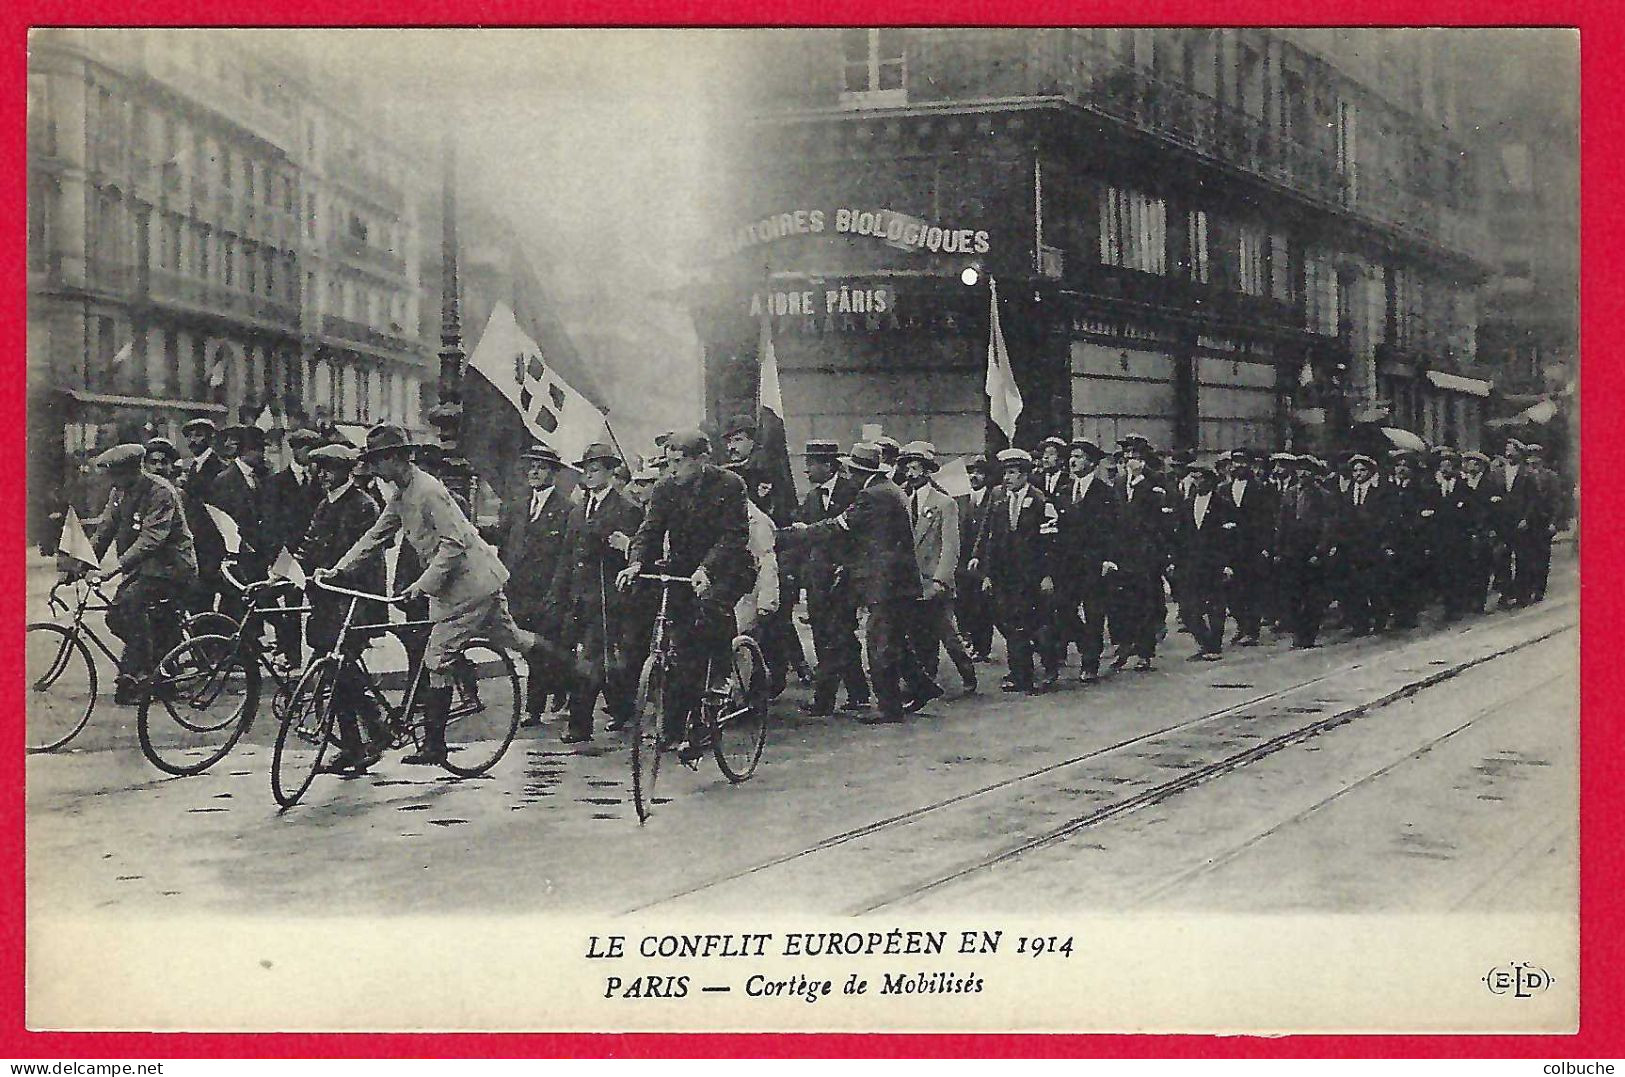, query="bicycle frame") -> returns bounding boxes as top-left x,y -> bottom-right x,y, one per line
44,581 -> 123,669
308,577 -> 434,745
221,562 -> 312,692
